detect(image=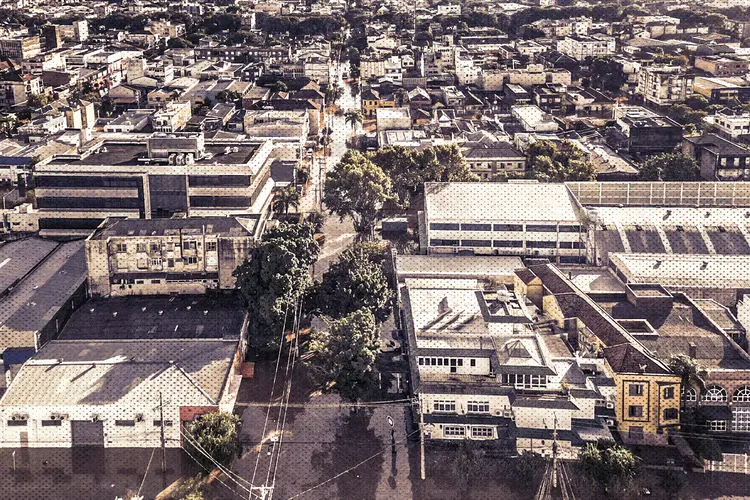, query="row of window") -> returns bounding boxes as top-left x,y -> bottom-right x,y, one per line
501,373 -> 547,389
6,419 -> 173,427
629,384 -> 675,399
418,357 -> 477,368
430,239 -> 583,249
430,223 -> 581,233
682,385 -> 750,403
627,405 -> 678,420
116,241 -> 207,253
443,425 -> 495,438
